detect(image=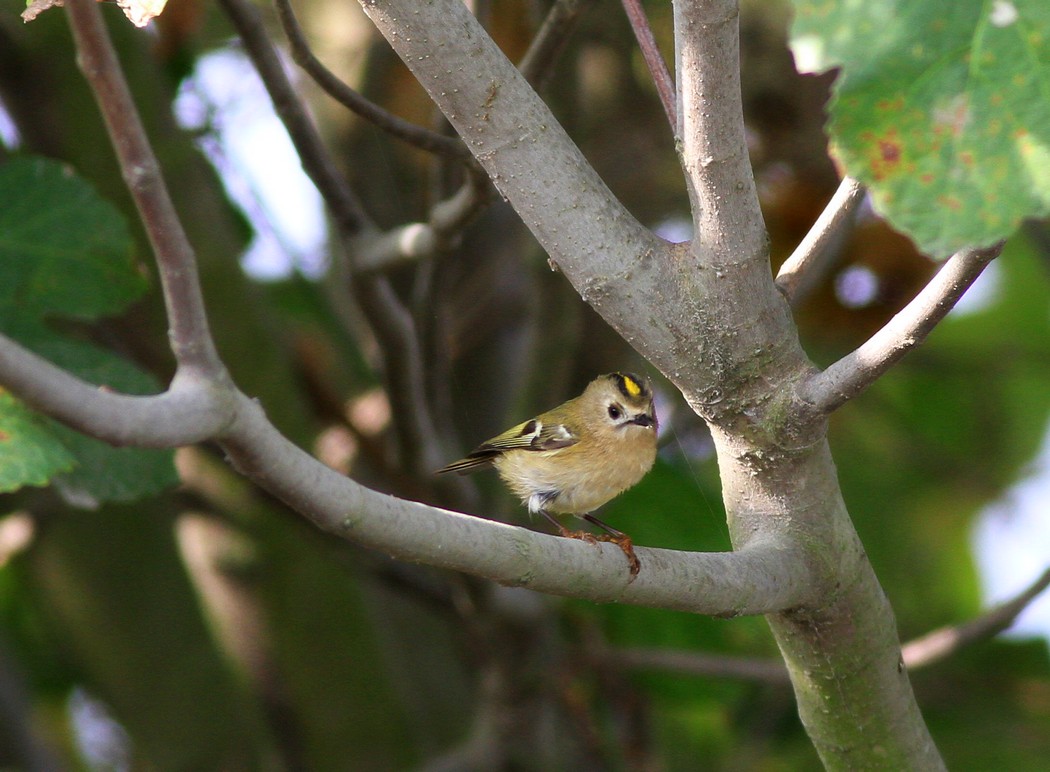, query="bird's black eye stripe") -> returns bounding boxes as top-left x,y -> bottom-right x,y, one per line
607,403 -> 622,420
